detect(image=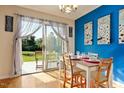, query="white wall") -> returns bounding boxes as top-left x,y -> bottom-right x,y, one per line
0,5 -> 74,79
